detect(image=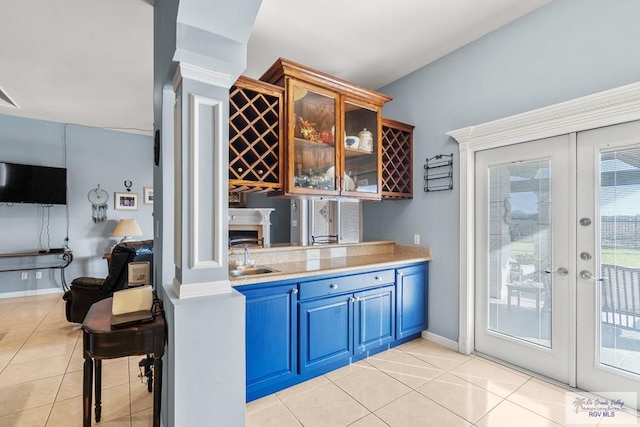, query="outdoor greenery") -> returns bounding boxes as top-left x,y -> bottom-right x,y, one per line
507,241 -> 640,268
